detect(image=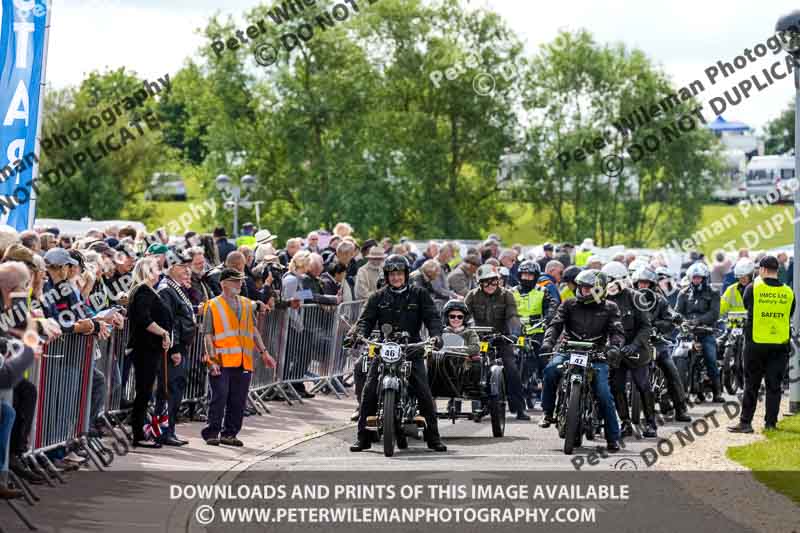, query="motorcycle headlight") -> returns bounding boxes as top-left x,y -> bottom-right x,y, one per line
380,343 -> 402,364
